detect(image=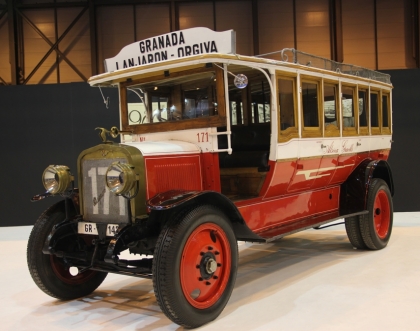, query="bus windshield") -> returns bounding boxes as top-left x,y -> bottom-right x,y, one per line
123,69 -> 219,126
